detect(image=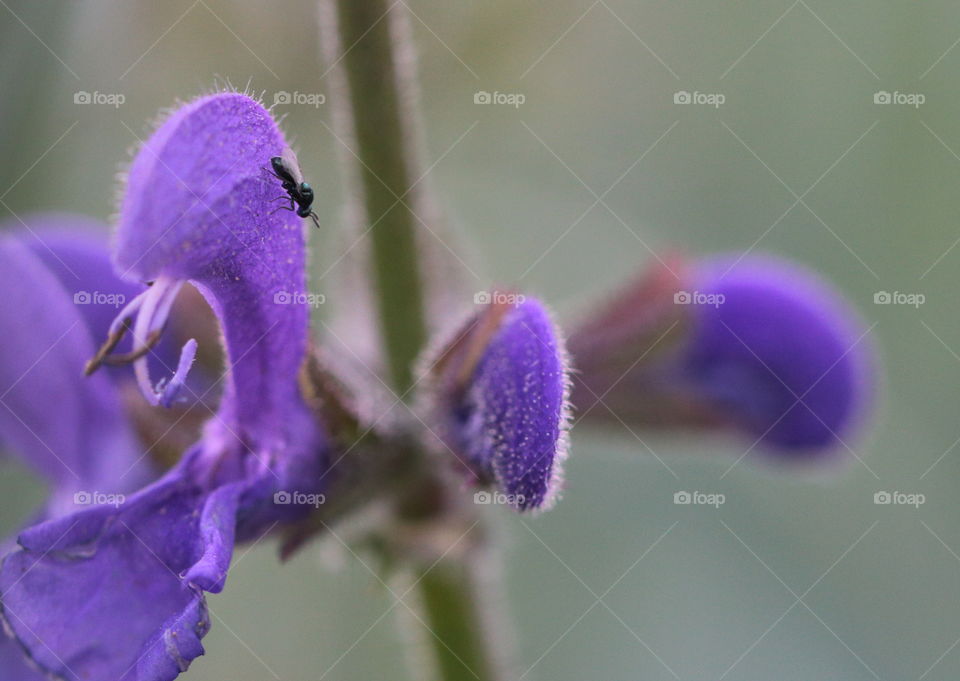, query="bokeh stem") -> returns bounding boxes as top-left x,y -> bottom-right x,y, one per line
319,3 -> 507,681
325,0 -> 427,393
413,557 -> 505,681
